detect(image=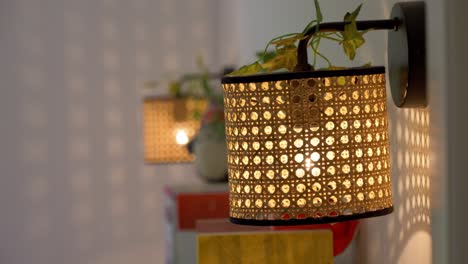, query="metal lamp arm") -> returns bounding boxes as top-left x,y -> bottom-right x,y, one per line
294,19 -> 400,72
